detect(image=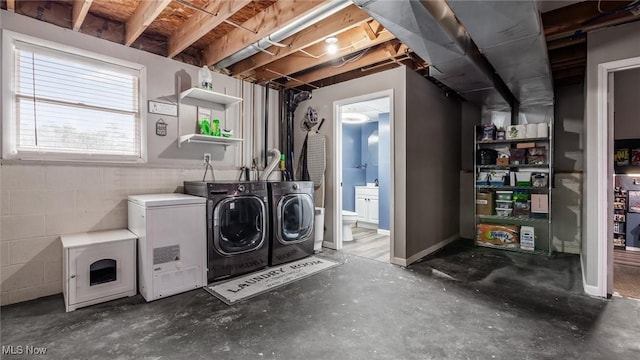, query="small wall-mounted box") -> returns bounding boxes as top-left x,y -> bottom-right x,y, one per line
61,229 -> 137,312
